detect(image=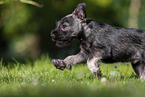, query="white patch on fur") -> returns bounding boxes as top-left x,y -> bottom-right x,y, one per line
87,57 -> 101,73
